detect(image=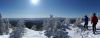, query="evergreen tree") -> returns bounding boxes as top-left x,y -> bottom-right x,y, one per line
74,17 -> 82,26
4,18 -> 11,35
62,18 -> 71,30
44,15 -> 58,38
53,18 -> 71,38
31,25 -> 36,30
0,13 -> 6,35
16,20 -> 26,34
9,20 -> 26,38
17,20 -> 25,28
43,15 -> 70,38
9,27 -> 22,38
